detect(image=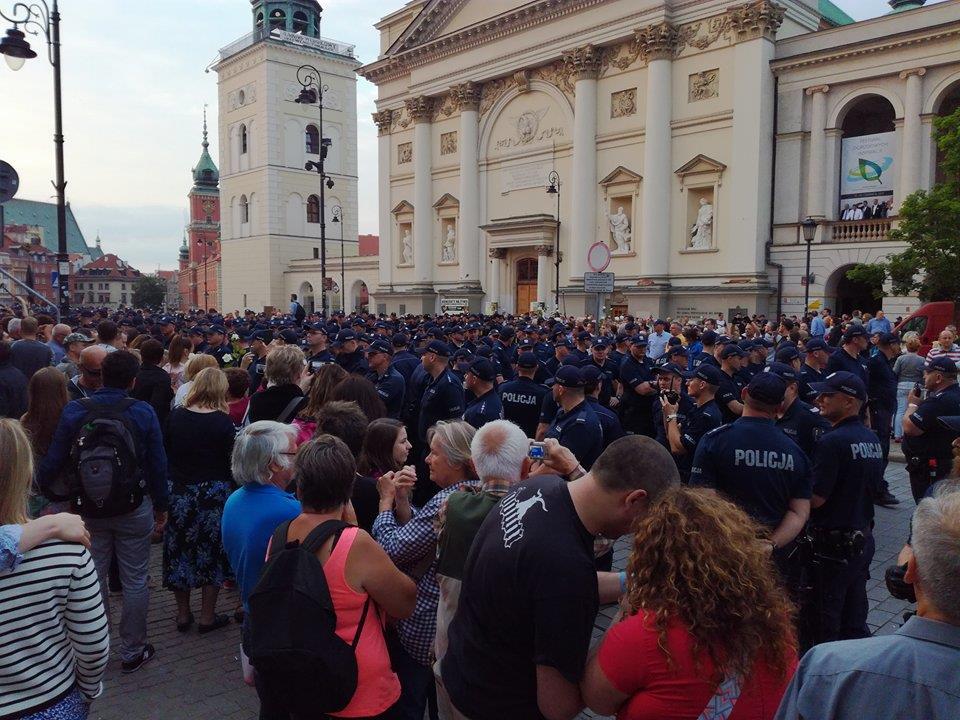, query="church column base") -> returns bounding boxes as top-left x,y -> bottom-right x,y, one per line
370,286 -> 437,315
